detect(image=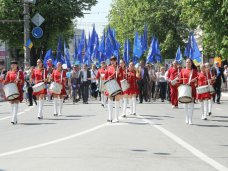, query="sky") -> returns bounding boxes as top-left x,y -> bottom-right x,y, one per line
76,0 -> 113,38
